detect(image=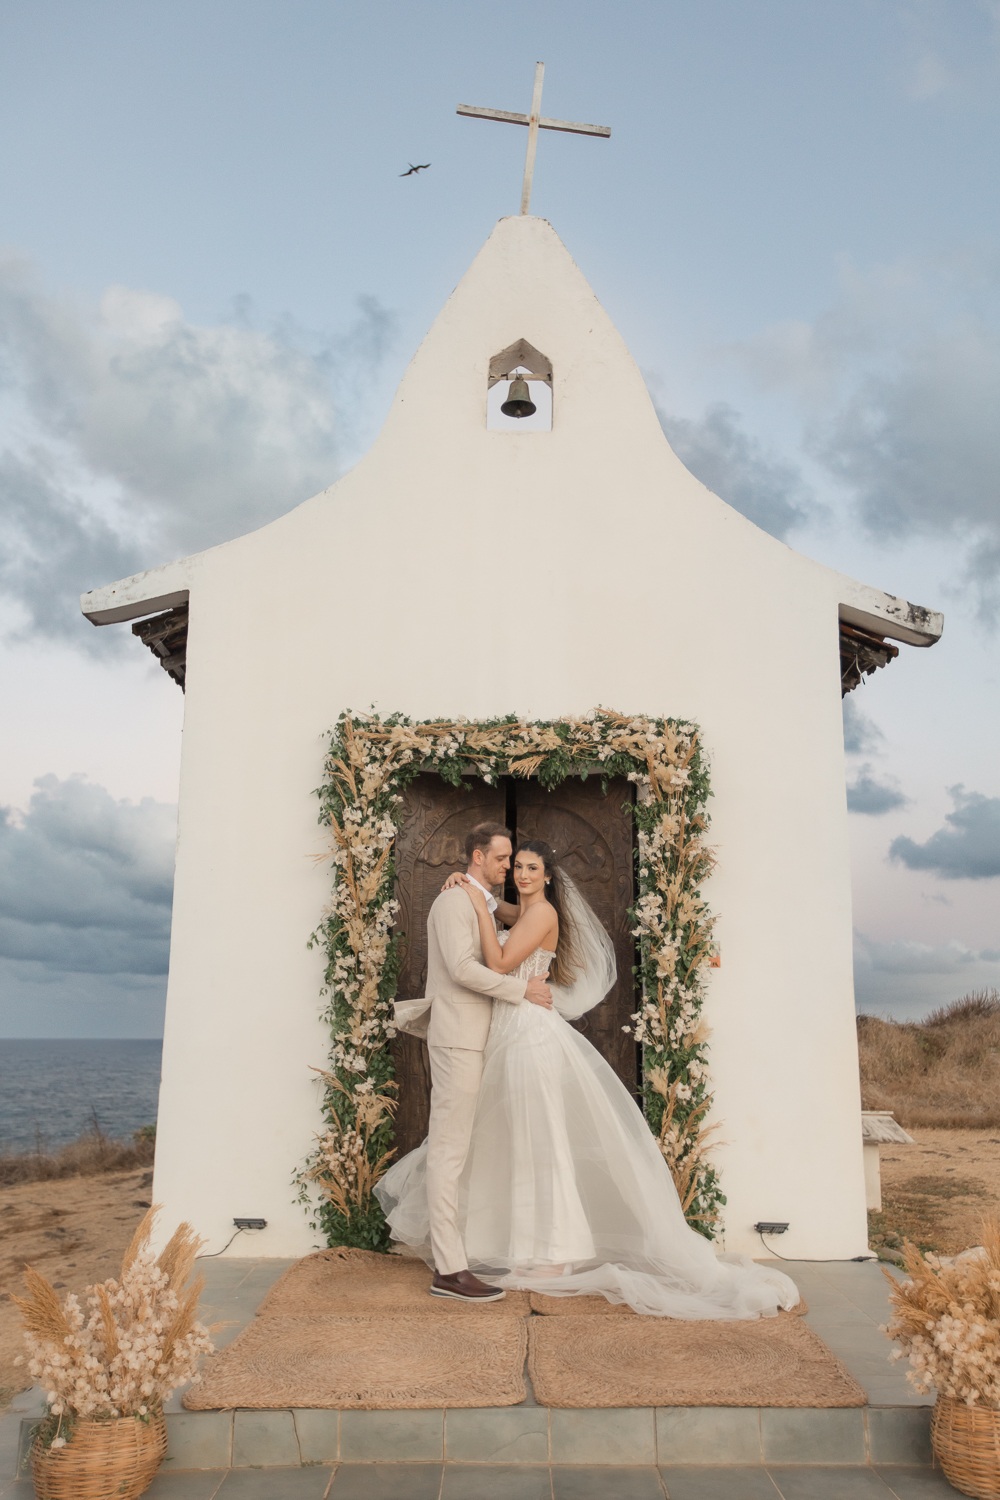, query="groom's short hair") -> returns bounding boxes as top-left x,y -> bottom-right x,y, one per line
465,822 -> 512,863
